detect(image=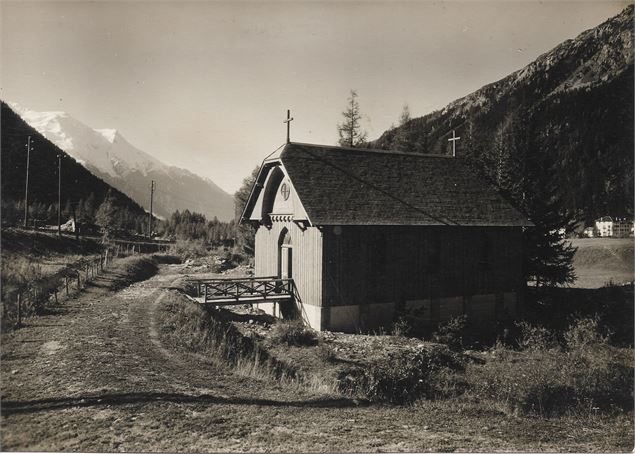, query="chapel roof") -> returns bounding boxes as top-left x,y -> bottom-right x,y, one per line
244,142 -> 533,227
